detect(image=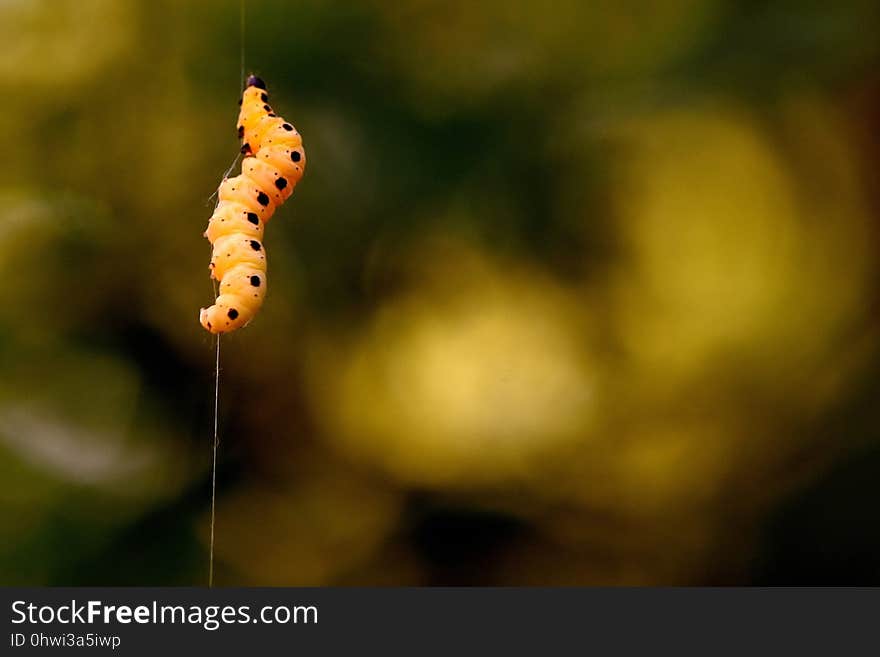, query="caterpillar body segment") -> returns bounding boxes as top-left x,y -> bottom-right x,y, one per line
258,145 -> 306,185
200,75 -> 306,334
242,158 -> 293,206
217,175 -> 277,221
204,202 -> 265,243
209,234 -> 266,280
